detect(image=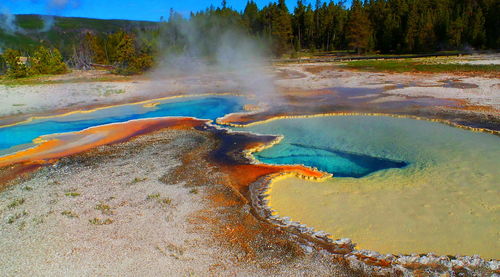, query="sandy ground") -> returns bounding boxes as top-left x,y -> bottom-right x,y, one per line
0,128 -> 356,277
274,63 -> 500,111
